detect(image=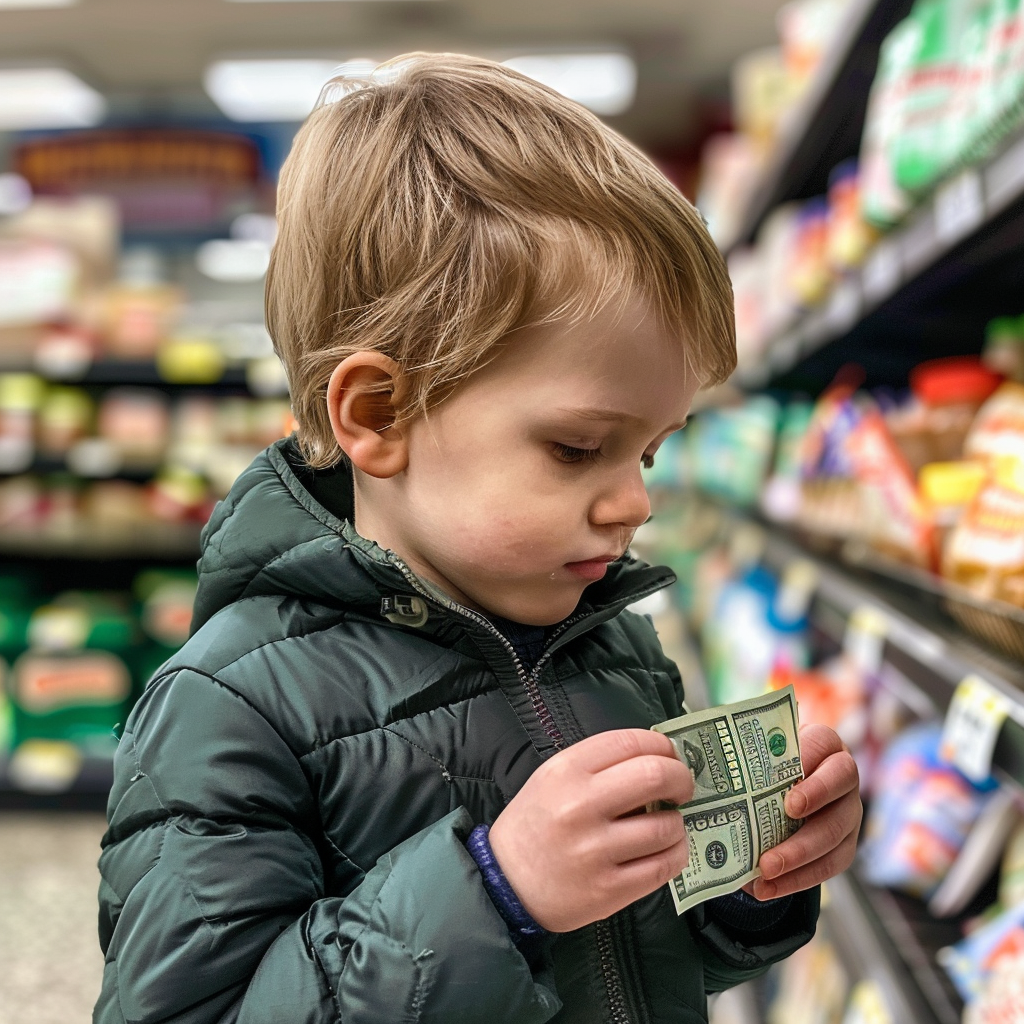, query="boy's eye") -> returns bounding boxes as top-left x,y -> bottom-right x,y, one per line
552,443 -> 657,470
552,442 -> 601,464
